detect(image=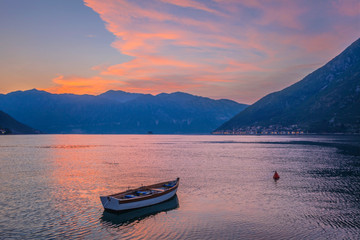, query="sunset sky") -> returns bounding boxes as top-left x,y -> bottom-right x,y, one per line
1,0 -> 359,103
